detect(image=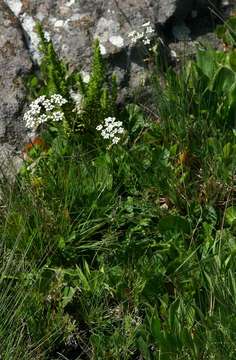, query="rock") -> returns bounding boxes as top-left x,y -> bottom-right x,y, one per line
3,0 -> 226,90
4,0 -> 156,65
156,0 -> 223,24
0,143 -> 23,183
167,0 -> 231,64
156,0 -> 194,24
5,0 -> 220,64
3,0 -> 230,71
0,1 -> 32,144
3,0 -> 158,101
172,23 -> 191,41
0,0 -> 233,147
